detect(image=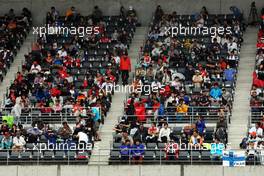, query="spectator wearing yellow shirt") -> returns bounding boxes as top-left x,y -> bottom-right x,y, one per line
176,99 -> 188,120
